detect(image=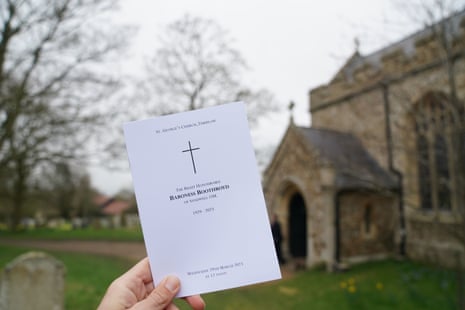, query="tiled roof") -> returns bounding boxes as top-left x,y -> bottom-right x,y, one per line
101,200 -> 132,216
94,195 -> 133,215
332,9 -> 465,82
297,126 -> 398,191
